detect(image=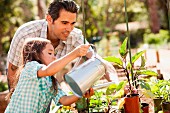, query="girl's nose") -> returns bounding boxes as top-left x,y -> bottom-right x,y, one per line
53,56 -> 56,60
